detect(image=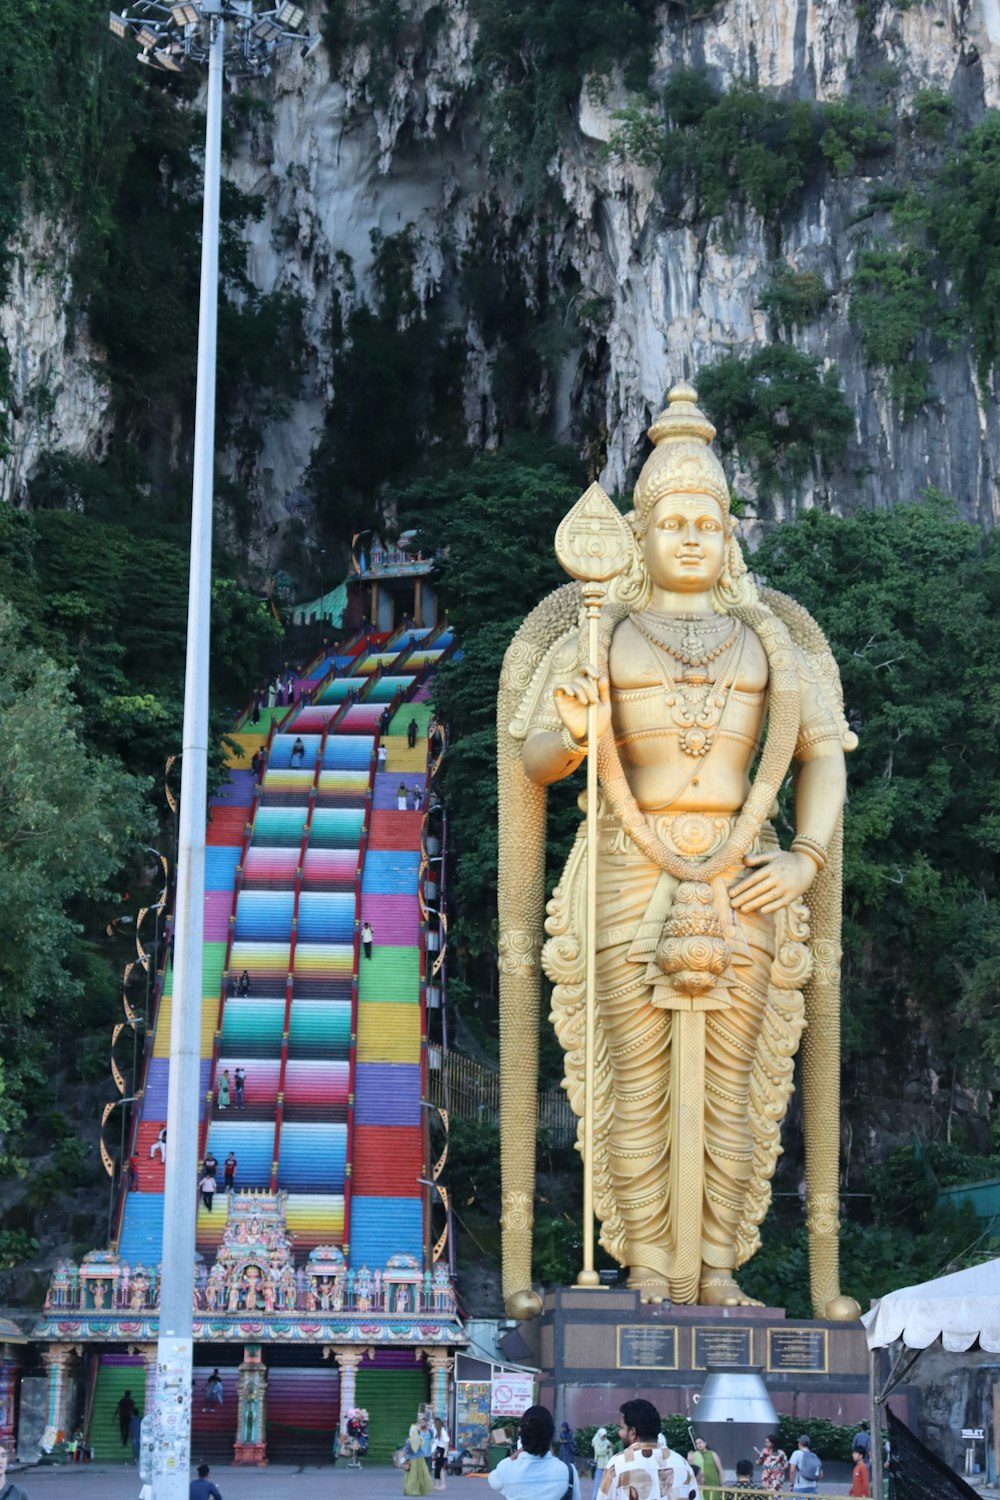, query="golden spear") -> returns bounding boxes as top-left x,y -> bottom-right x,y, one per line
554,483 -> 634,1284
